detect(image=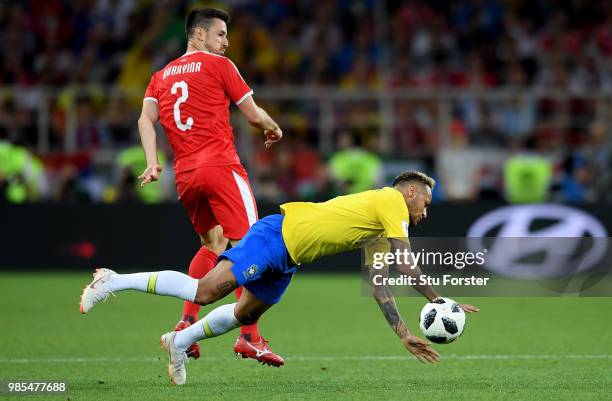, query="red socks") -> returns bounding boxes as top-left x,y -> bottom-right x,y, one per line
235,286 -> 261,342
181,246 -> 218,323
